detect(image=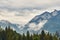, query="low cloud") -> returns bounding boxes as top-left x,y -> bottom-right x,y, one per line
0,0 -> 60,11
28,20 -> 48,31
0,9 -> 42,25
0,0 -> 60,26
